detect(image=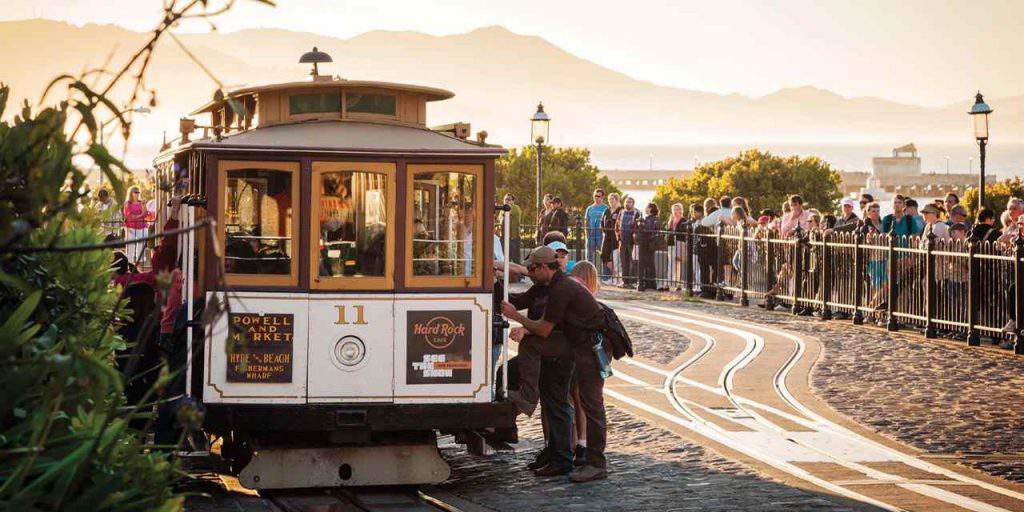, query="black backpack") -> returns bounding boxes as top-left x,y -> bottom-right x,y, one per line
597,301 -> 633,360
